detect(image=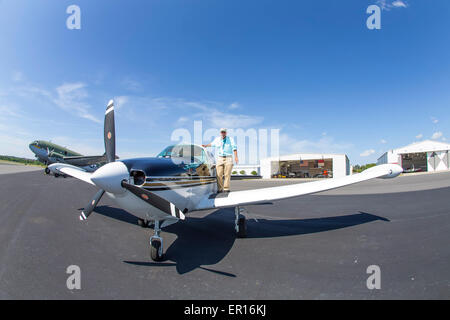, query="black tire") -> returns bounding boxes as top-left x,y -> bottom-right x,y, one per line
150,239 -> 163,261
54,173 -> 60,178
44,168 -> 50,174
237,217 -> 247,238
